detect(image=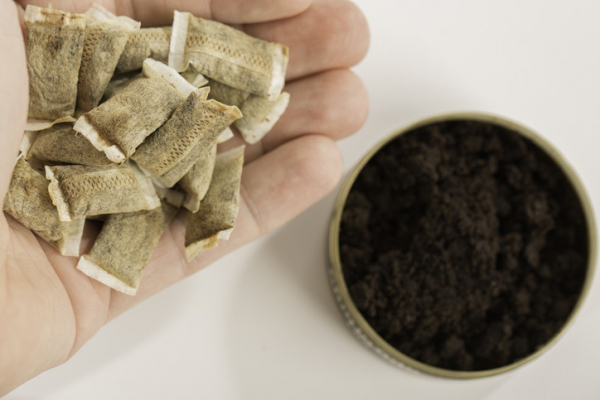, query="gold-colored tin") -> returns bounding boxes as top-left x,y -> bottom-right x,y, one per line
328,112 -> 597,379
